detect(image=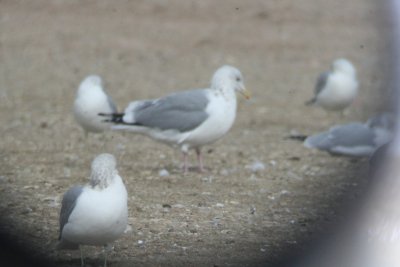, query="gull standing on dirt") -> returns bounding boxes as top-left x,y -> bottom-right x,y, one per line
303,113 -> 393,157
73,75 -> 117,137
305,58 -> 359,113
100,65 -> 250,173
57,153 -> 128,267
